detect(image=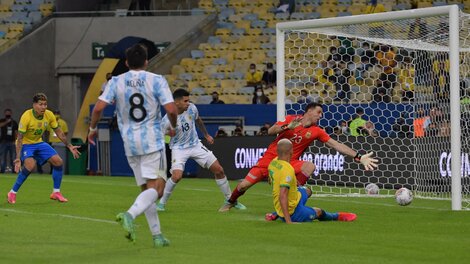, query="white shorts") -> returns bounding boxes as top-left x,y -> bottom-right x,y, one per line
171,142 -> 217,174
127,150 -> 167,186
